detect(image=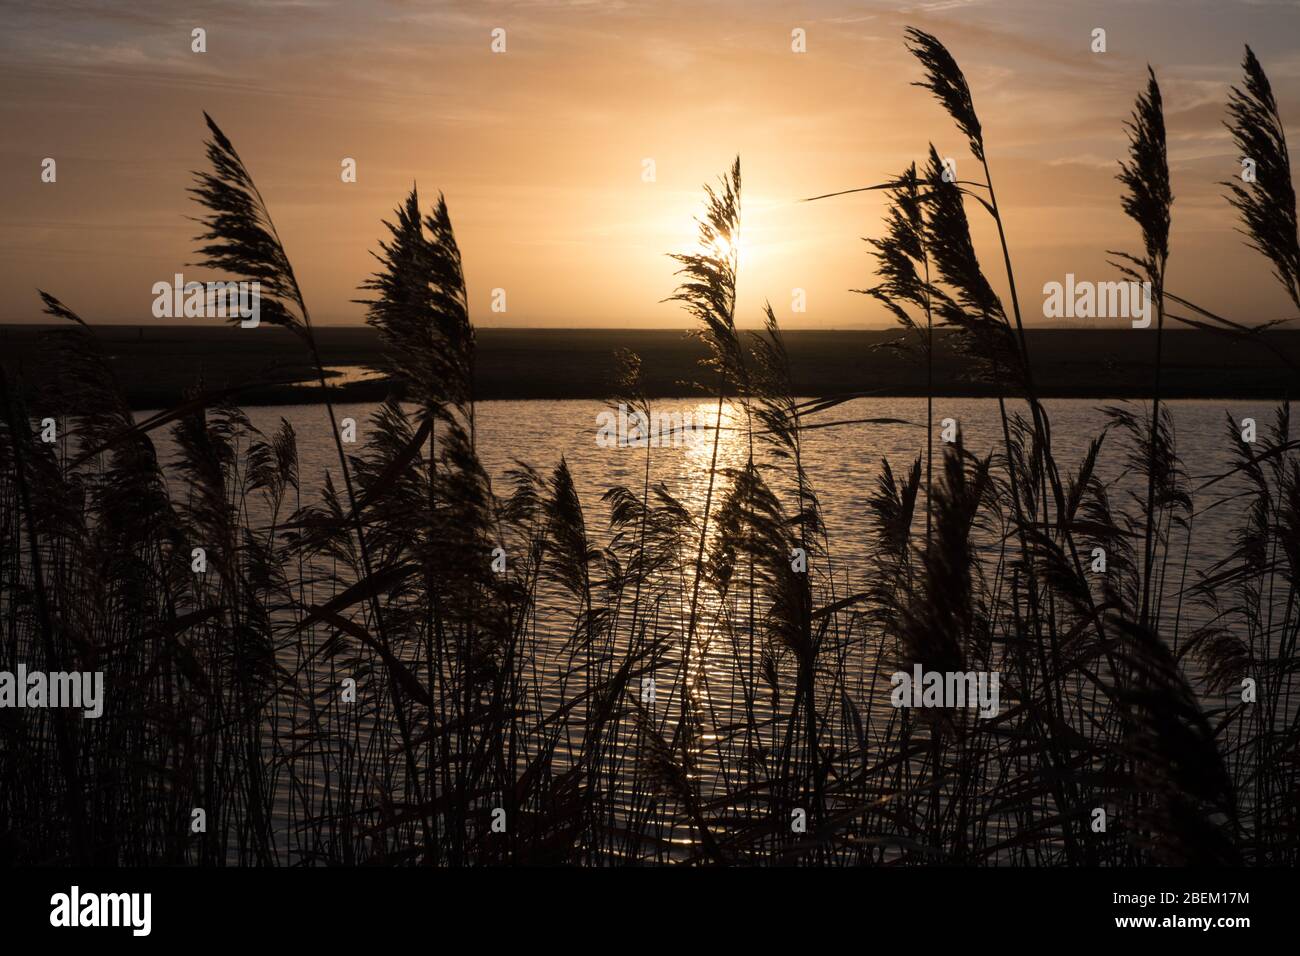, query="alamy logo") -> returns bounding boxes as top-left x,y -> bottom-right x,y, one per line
890,665 -> 1001,719
0,665 -> 103,718
50,886 -> 151,936
1042,274 -> 1153,328
596,403 -> 706,448
151,273 -> 261,327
